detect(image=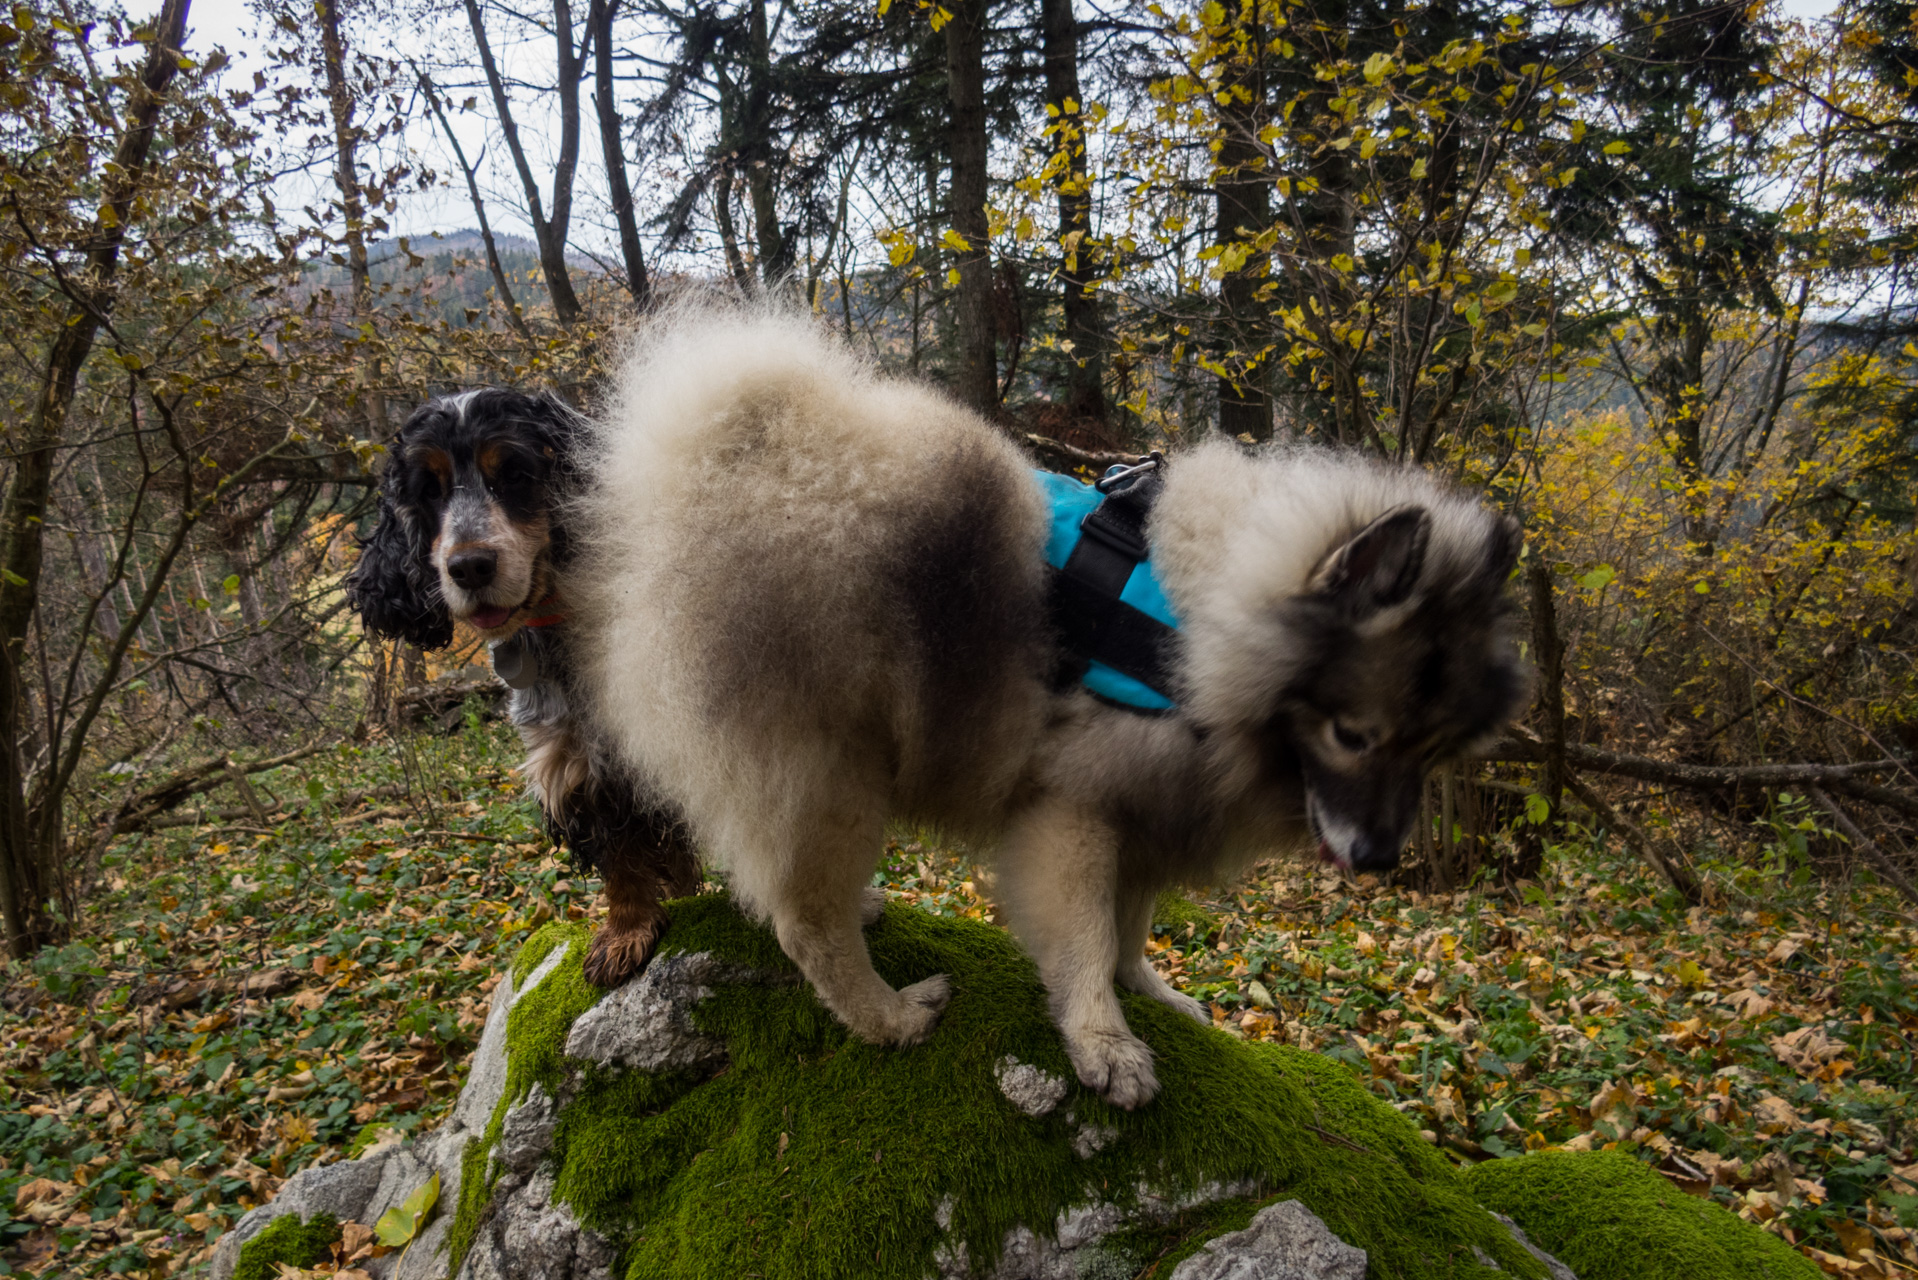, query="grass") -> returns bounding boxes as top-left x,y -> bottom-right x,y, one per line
0,718 -> 1914,1276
